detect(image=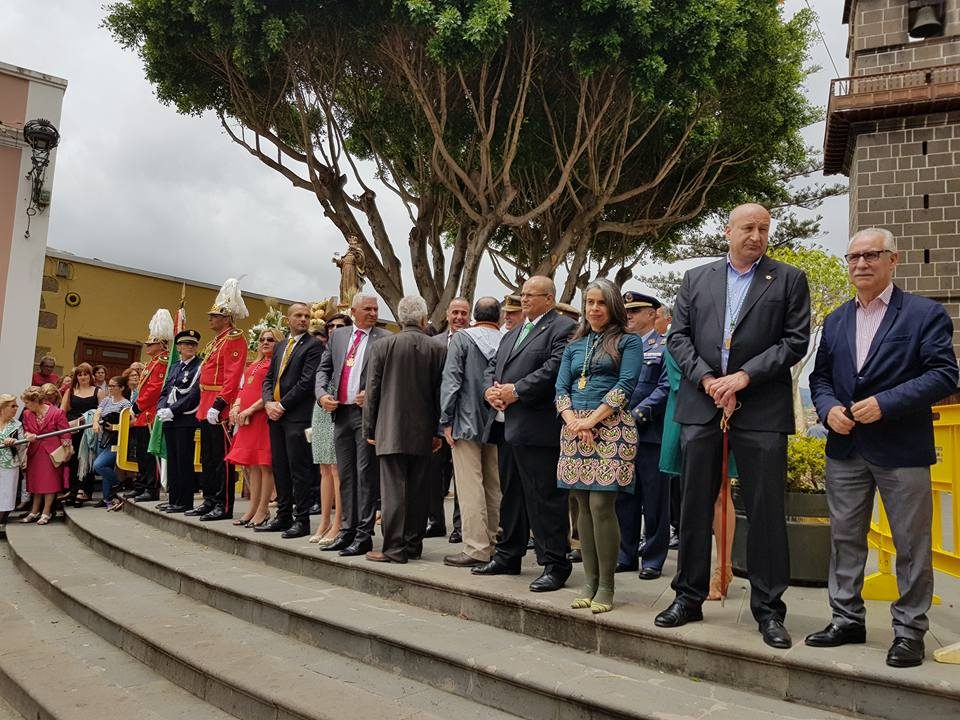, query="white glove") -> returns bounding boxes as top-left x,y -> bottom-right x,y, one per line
206,408 -> 221,425
157,408 -> 174,423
